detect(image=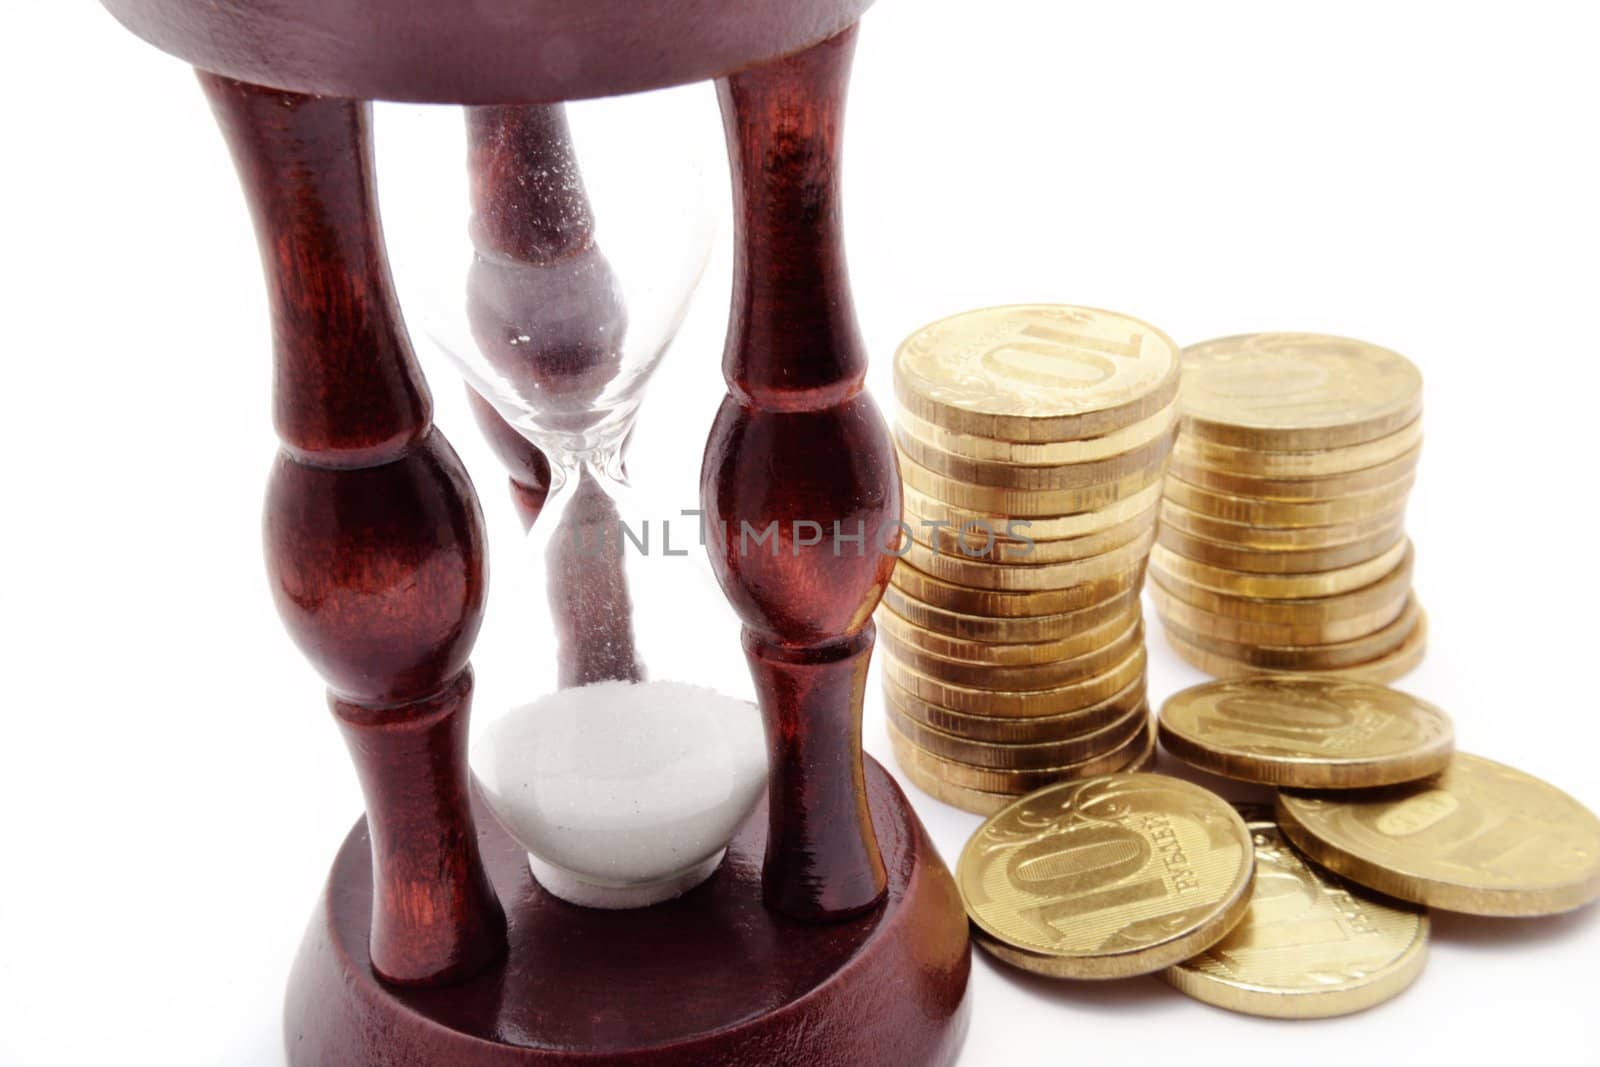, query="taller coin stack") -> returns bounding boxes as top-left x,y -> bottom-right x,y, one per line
1151,334 -> 1425,682
880,305 -> 1179,815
